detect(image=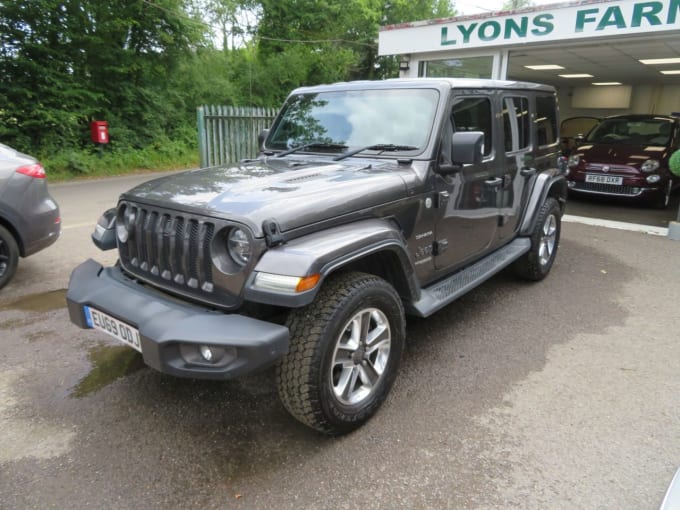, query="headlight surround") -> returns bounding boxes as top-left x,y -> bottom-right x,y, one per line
116,204 -> 133,243
641,159 -> 660,173
227,228 -> 252,266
